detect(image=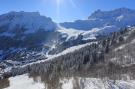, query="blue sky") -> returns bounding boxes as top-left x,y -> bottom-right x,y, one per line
0,0 -> 135,22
